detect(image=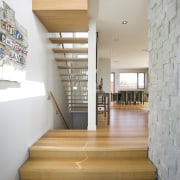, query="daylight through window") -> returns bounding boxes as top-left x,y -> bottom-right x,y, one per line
119,73 -> 145,90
